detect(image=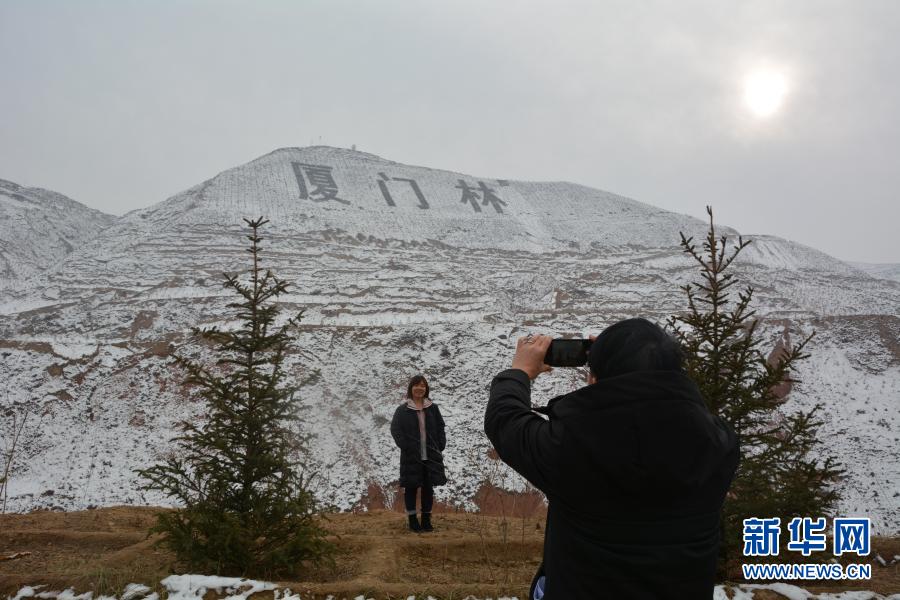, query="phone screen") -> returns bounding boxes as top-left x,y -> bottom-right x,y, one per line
544,339 -> 592,367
